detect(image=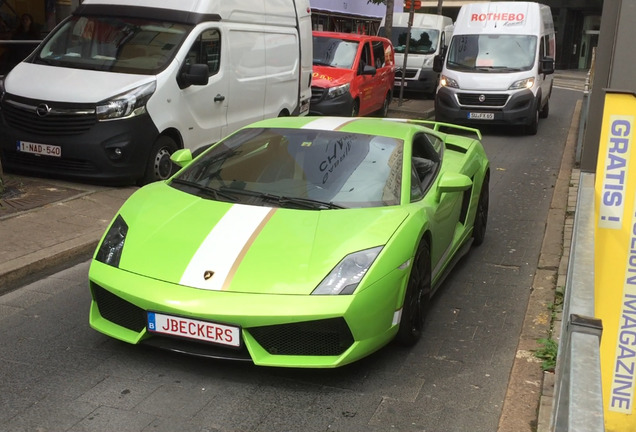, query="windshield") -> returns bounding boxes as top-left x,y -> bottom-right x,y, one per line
35,15 -> 191,74
446,34 -> 537,72
312,36 -> 359,69
172,128 -> 403,208
380,27 -> 439,55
